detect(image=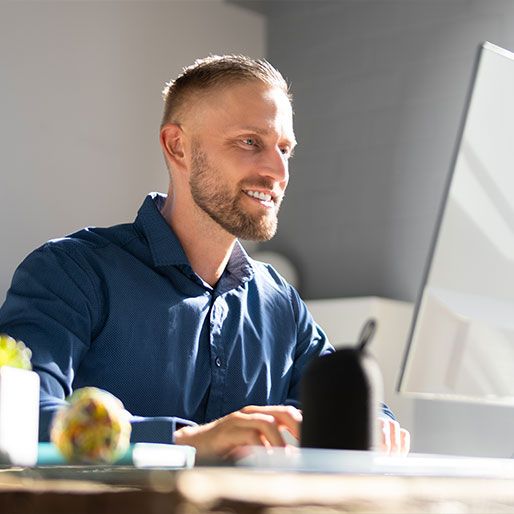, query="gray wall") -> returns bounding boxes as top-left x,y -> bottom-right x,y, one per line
252,0 -> 514,458
258,0 -> 514,302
